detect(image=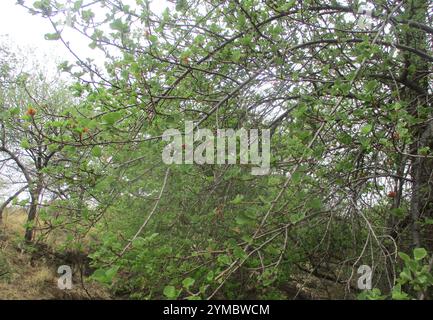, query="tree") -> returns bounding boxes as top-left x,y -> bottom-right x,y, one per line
0,42 -> 94,242
18,0 -> 432,299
